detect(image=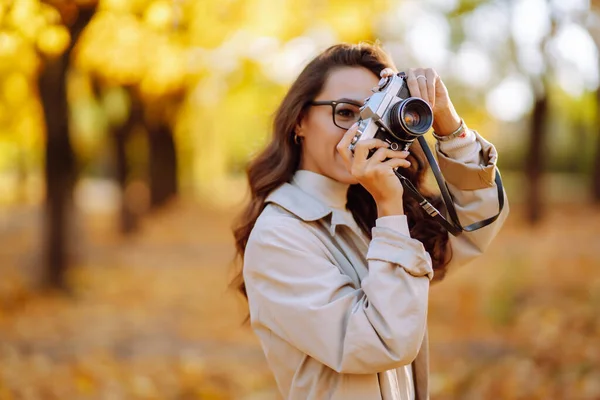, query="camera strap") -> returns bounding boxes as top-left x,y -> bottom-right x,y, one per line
393,135 -> 505,237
